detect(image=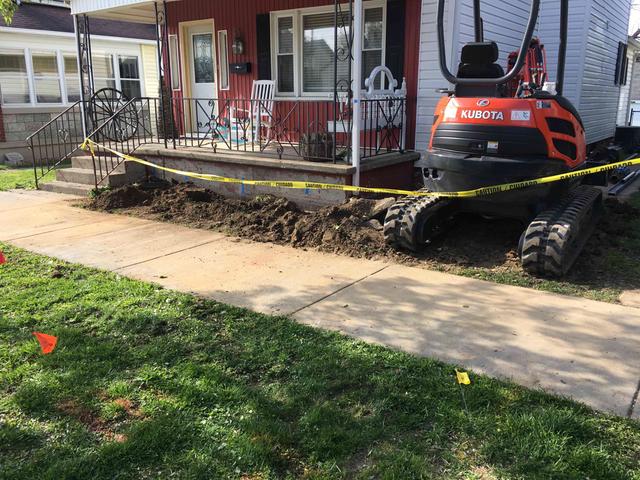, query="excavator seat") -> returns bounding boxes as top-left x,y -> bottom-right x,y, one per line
455,41 -> 505,97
